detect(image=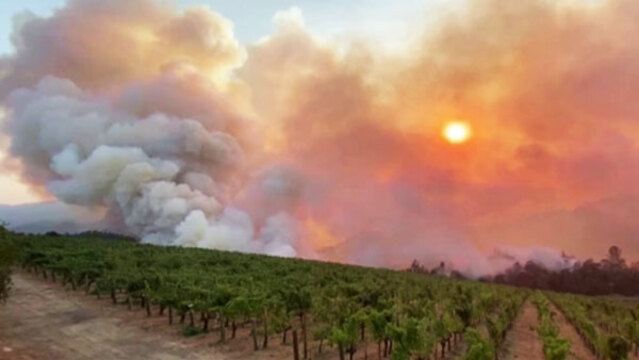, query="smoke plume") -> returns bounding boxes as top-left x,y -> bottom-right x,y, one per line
2,0 -> 639,274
